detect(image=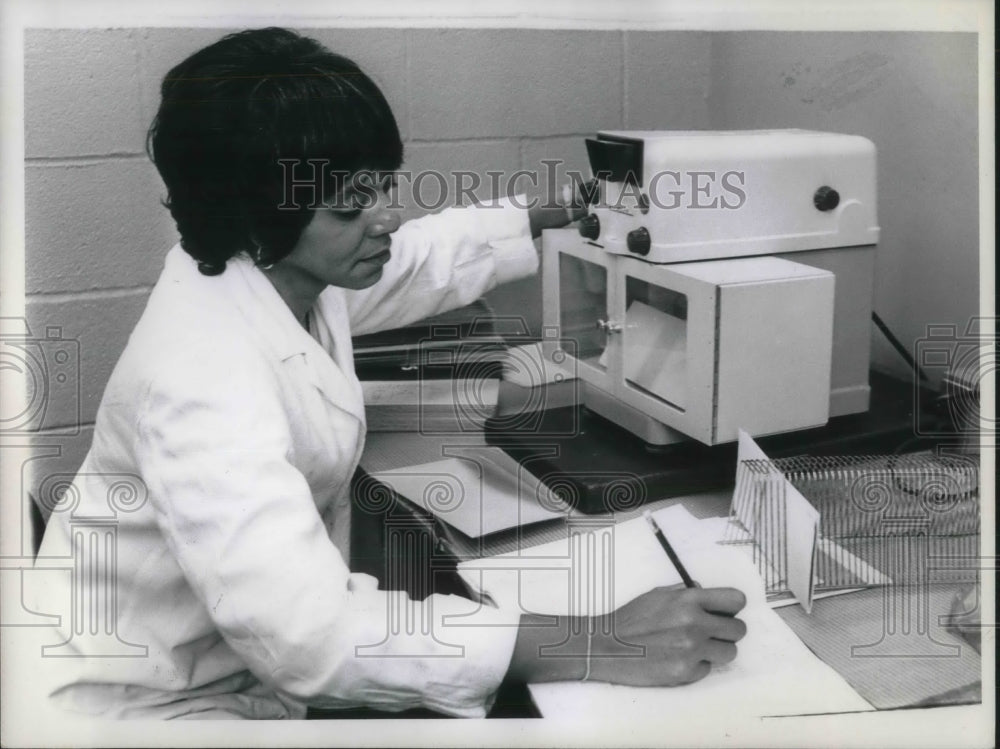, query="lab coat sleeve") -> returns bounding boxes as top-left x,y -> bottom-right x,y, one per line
344,197 -> 538,336
134,341 -> 520,717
